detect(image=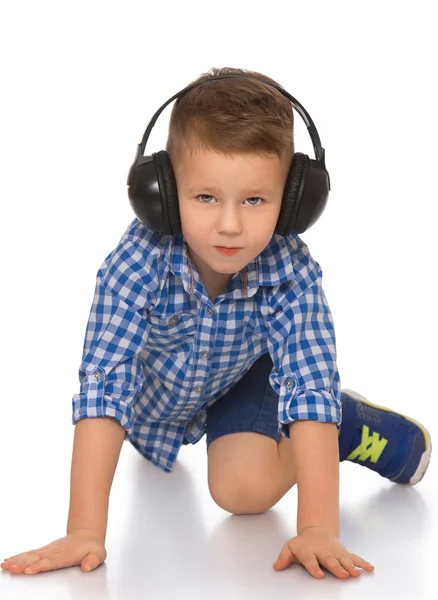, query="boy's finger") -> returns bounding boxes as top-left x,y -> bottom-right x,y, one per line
349,553 -> 375,570
319,553 -> 350,578
338,554 -> 361,577
274,543 -> 296,569
82,550 -> 103,572
298,550 -> 324,578
24,559 -> 54,574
